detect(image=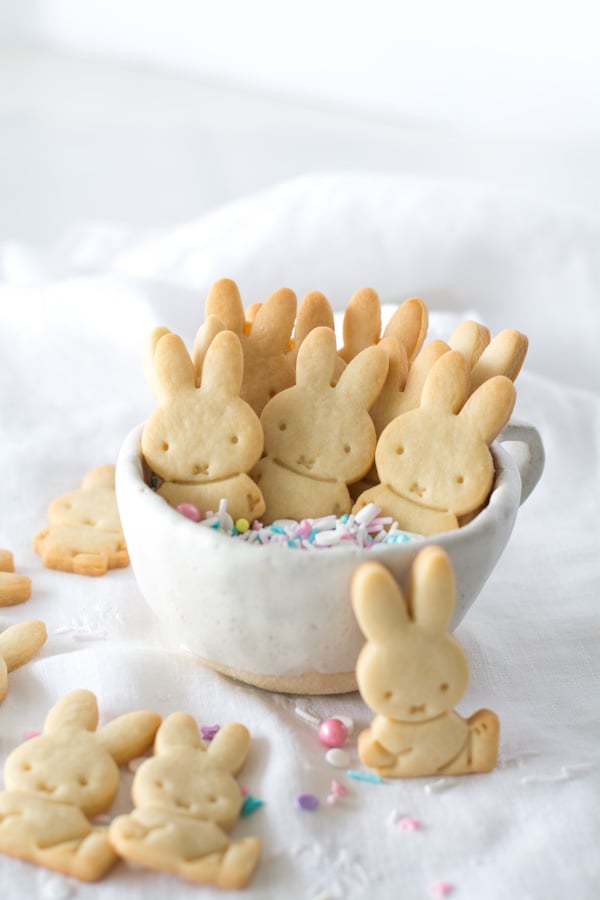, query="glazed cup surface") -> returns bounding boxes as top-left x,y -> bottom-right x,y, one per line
116,422 -> 544,694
